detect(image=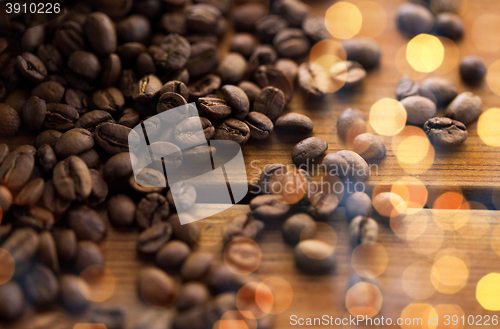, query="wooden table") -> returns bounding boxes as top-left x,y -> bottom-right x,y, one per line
4,0 -> 500,328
